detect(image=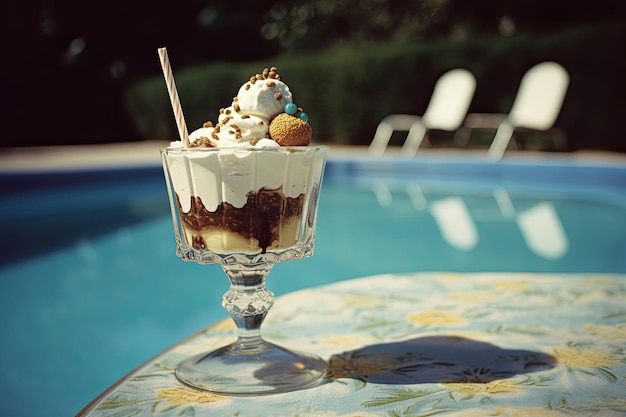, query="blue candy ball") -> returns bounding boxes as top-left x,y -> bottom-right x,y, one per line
299,112 -> 309,123
284,103 -> 298,115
